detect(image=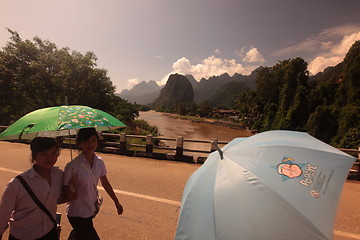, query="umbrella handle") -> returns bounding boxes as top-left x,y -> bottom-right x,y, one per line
211,140 -> 224,160
19,124 -> 35,139
68,129 -> 73,160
